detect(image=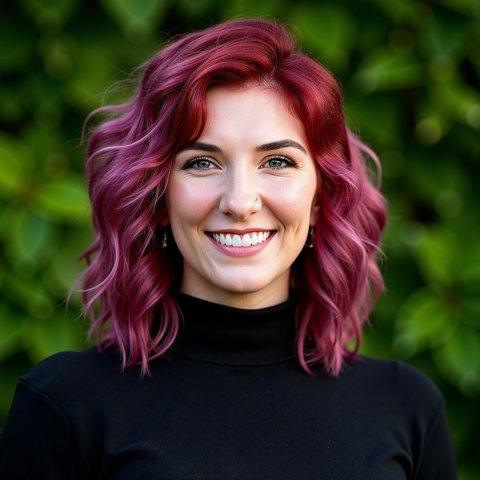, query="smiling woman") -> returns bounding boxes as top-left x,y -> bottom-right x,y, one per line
0,19 -> 457,479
